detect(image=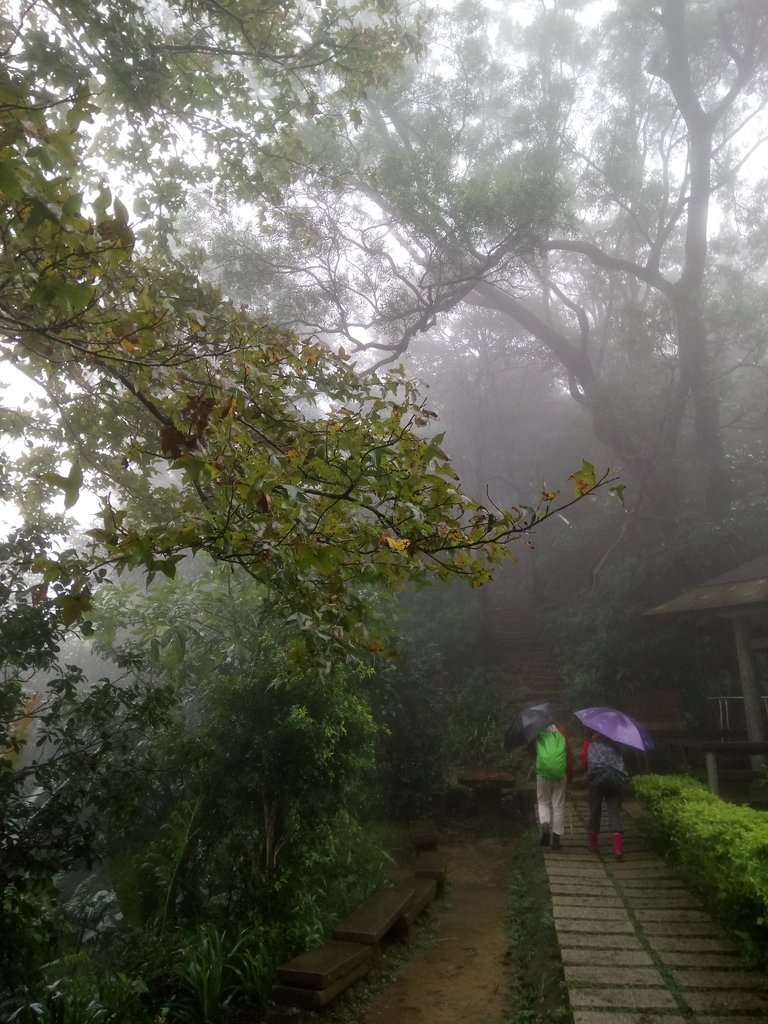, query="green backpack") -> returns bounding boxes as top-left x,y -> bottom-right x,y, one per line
535,729 -> 567,779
